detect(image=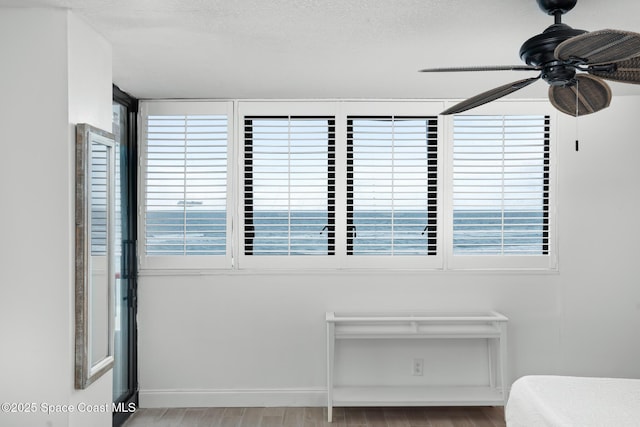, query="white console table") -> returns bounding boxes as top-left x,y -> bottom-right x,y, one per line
325,311 -> 508,422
